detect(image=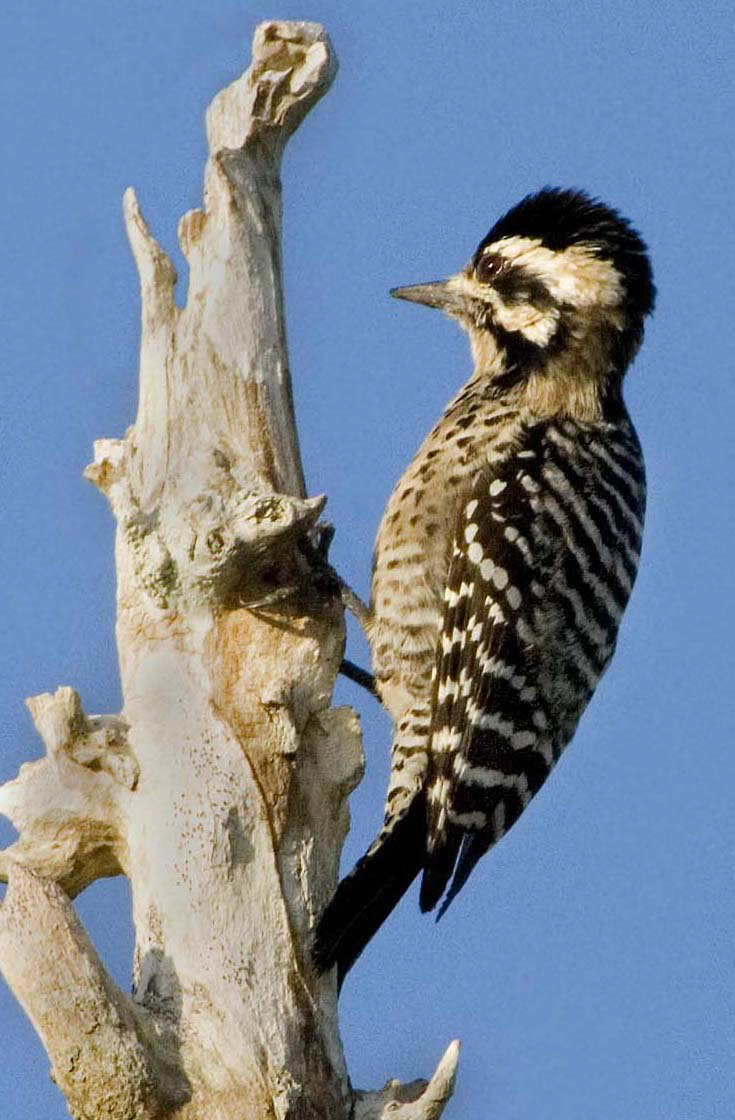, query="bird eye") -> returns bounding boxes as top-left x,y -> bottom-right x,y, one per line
475,252 -> 505,284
